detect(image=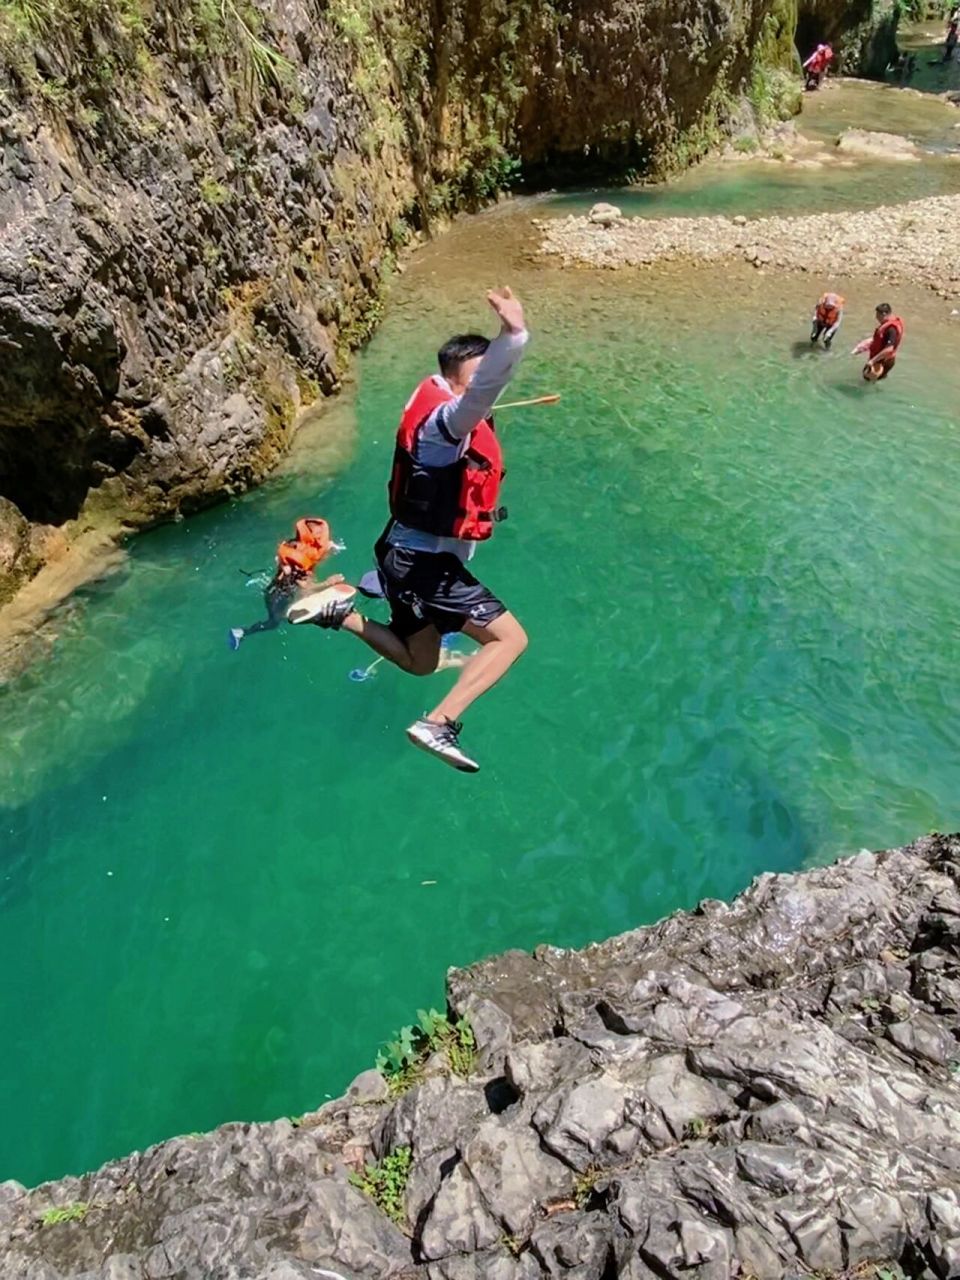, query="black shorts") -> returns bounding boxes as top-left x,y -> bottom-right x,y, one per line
375,539 -> 507,639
